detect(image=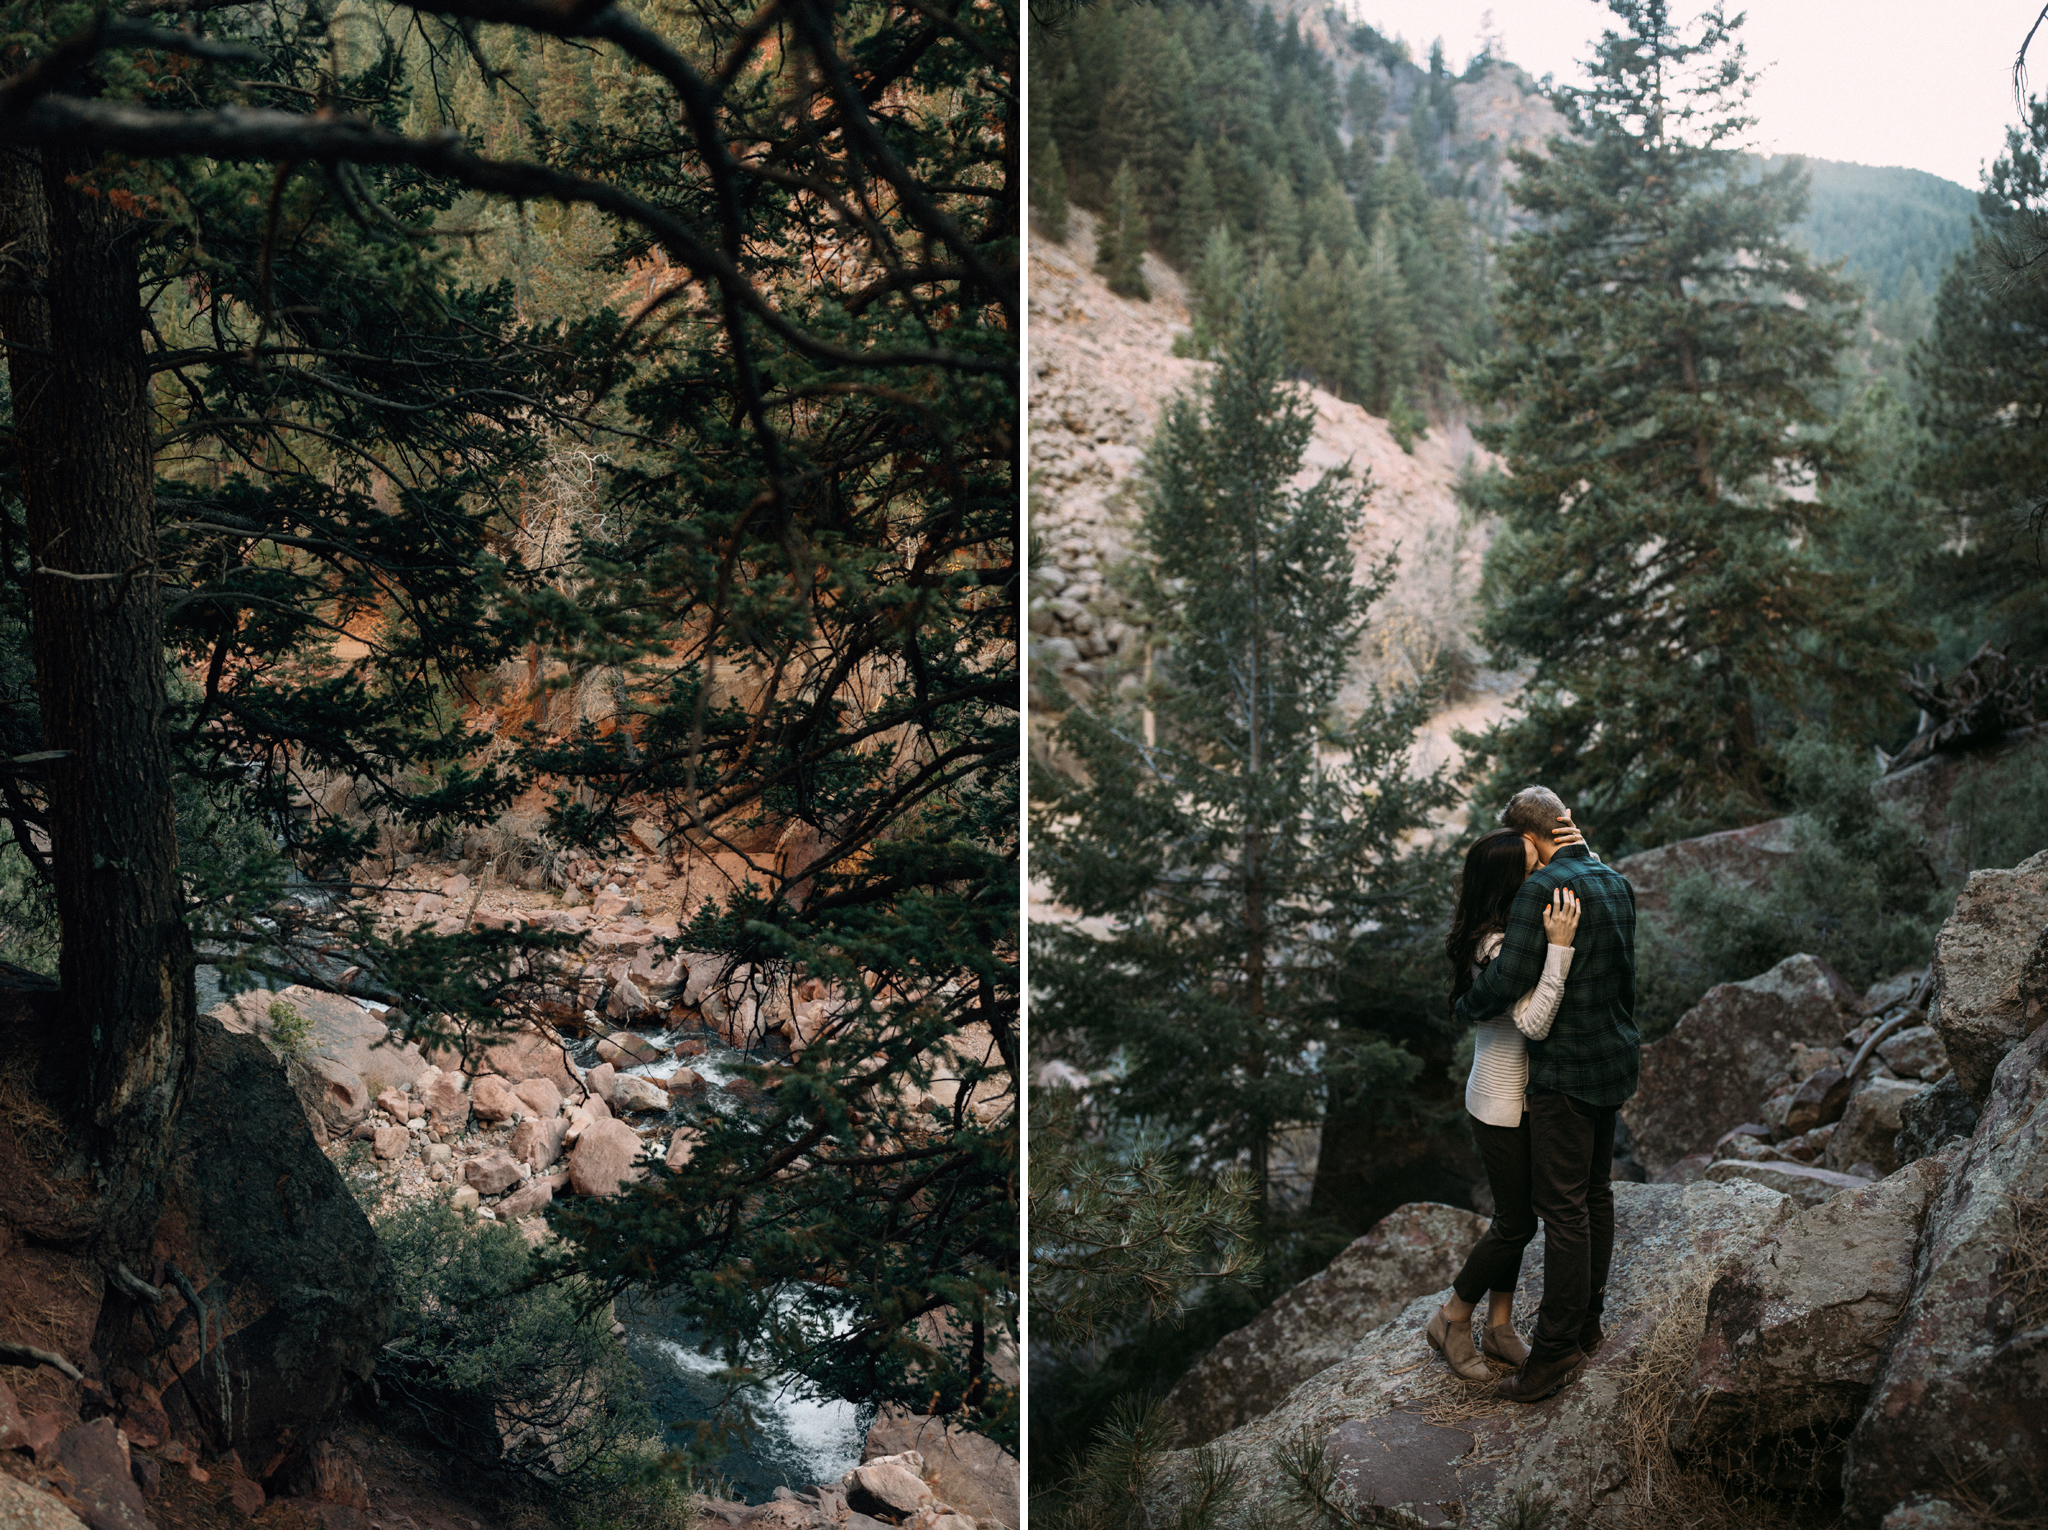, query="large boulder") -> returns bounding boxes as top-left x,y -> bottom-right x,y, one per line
209,986 -> 429,1100
115,1017 -> 396,1485
1894,1074 -> 1979,1166
510,1115 -> 568,1173
0,1473 -> 90,1530
1626,955 -> 1861,1174
282,1052 -> 372,1139
1823,1078 -> 1924,1178
1670,1155 -> 1949,1478
1162,1202 -> 1487,1447
414,1068 -> 470,1134
467,1073 -> 521,1124
567,1118 -> 647,1198
610,1073 -> 671,1115
1925,848 -> 2048,1104
862,1409 -> 1019,1528
1841,1014 -> 2048,1526
1155,1180 -> 1800,1527
1702,1158 -> 1872,1208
